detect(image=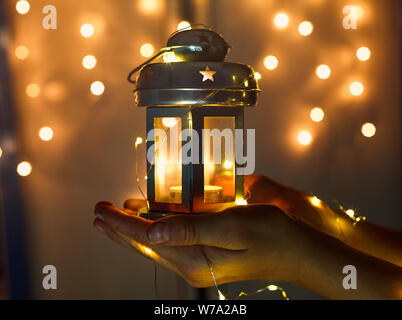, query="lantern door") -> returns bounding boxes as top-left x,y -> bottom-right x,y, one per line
192,106 -> 244,213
